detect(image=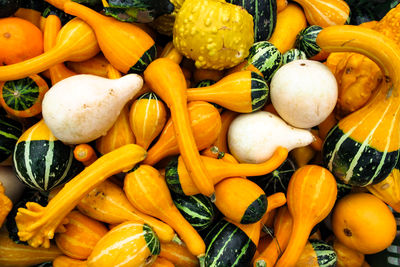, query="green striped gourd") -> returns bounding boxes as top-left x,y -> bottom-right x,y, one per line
318,26 -> 400,187
295,25 -> 323,58
225,0 -> 277,42
296,239 -> 337,267
204,218 -> 257,267
0,115 -> 23,165
12,120 -> 84,191
172,193 -> 216,231
282,48 -> 307,64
